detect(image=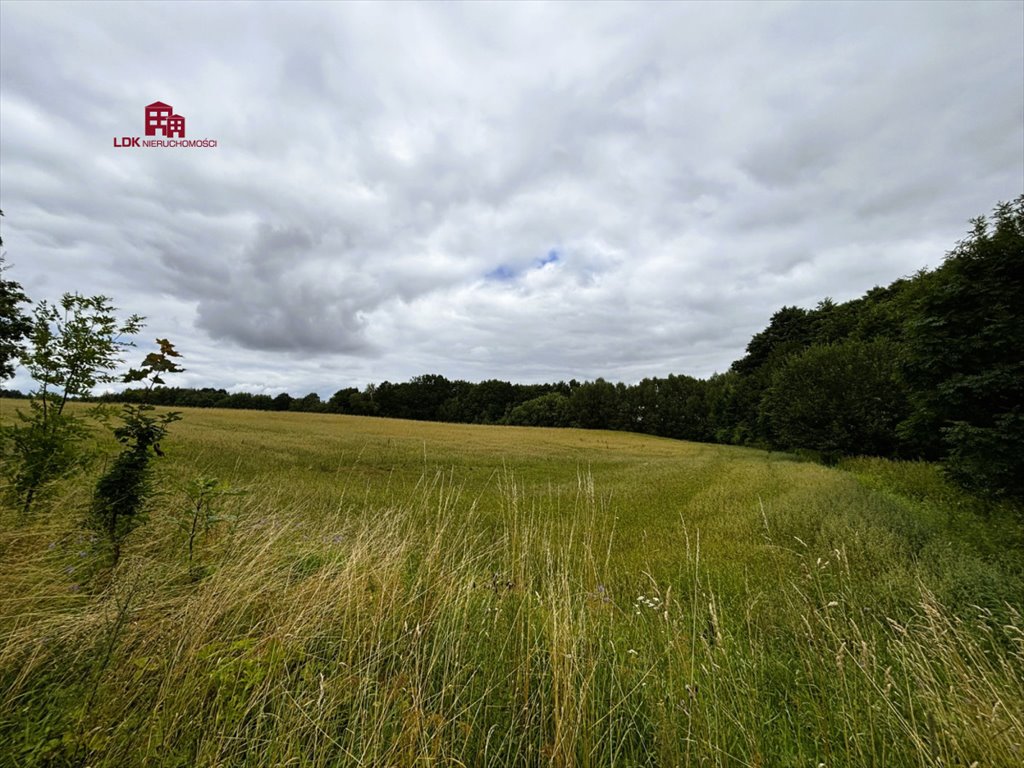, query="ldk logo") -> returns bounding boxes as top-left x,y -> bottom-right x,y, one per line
113,101 -> 217,149
145,101 -> 186,137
